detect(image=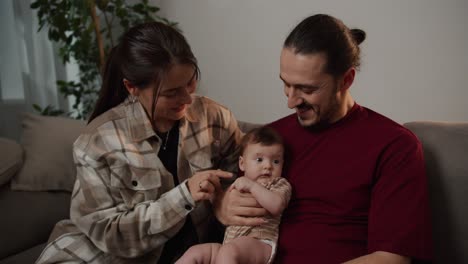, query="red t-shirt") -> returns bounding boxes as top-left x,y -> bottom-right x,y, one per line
269,103 -> 432,263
